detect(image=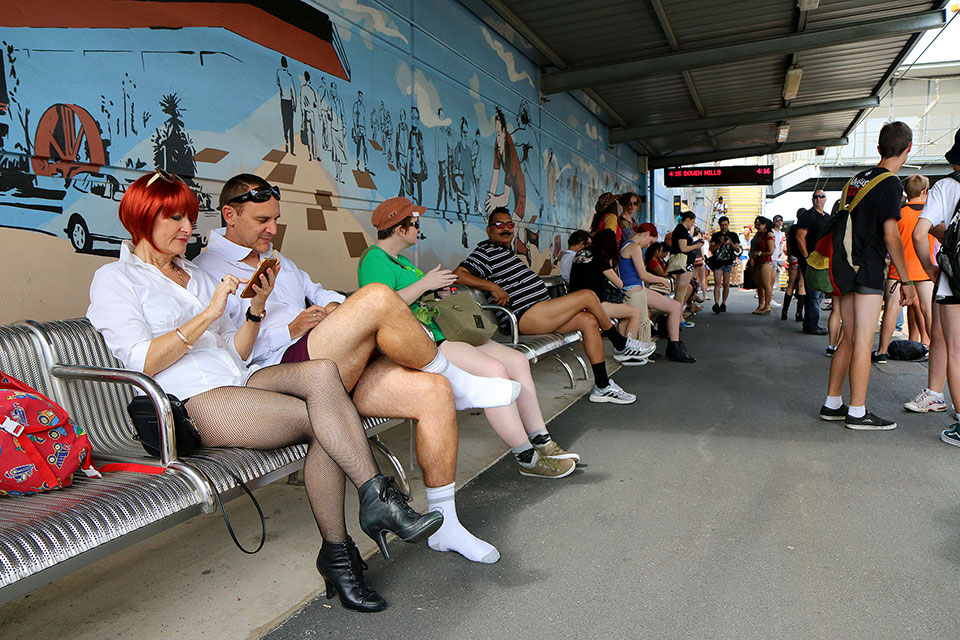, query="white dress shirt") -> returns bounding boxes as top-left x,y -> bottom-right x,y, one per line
194,229 -> 346,367
558,250 -> 575,284
87,241 -> 254,399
